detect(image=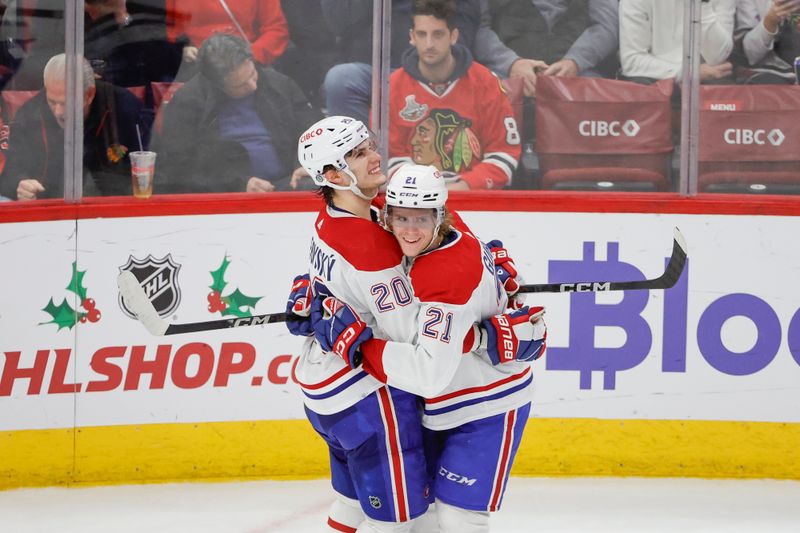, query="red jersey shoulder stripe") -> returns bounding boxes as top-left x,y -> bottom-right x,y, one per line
410,231 -> 483,305
316,208 -> 403,272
